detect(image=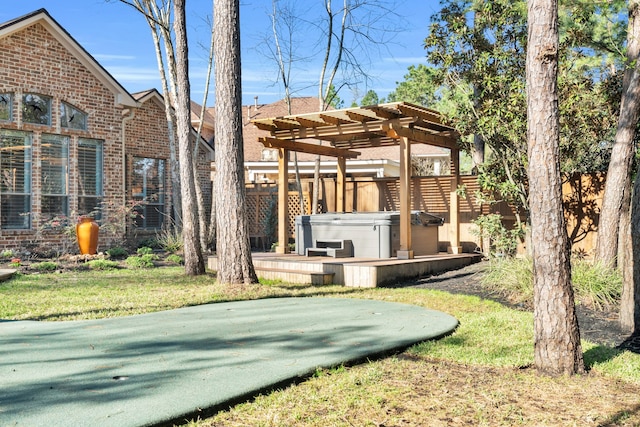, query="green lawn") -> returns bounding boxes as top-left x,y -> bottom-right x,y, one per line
2,267 -> 639,426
